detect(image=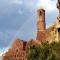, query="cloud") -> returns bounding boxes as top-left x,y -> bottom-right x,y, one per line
18,10 -> 23,14
0,0 -> 58,49
11,0 -> 23,5
36,0 -> 57,12
0,47 -> 9,57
